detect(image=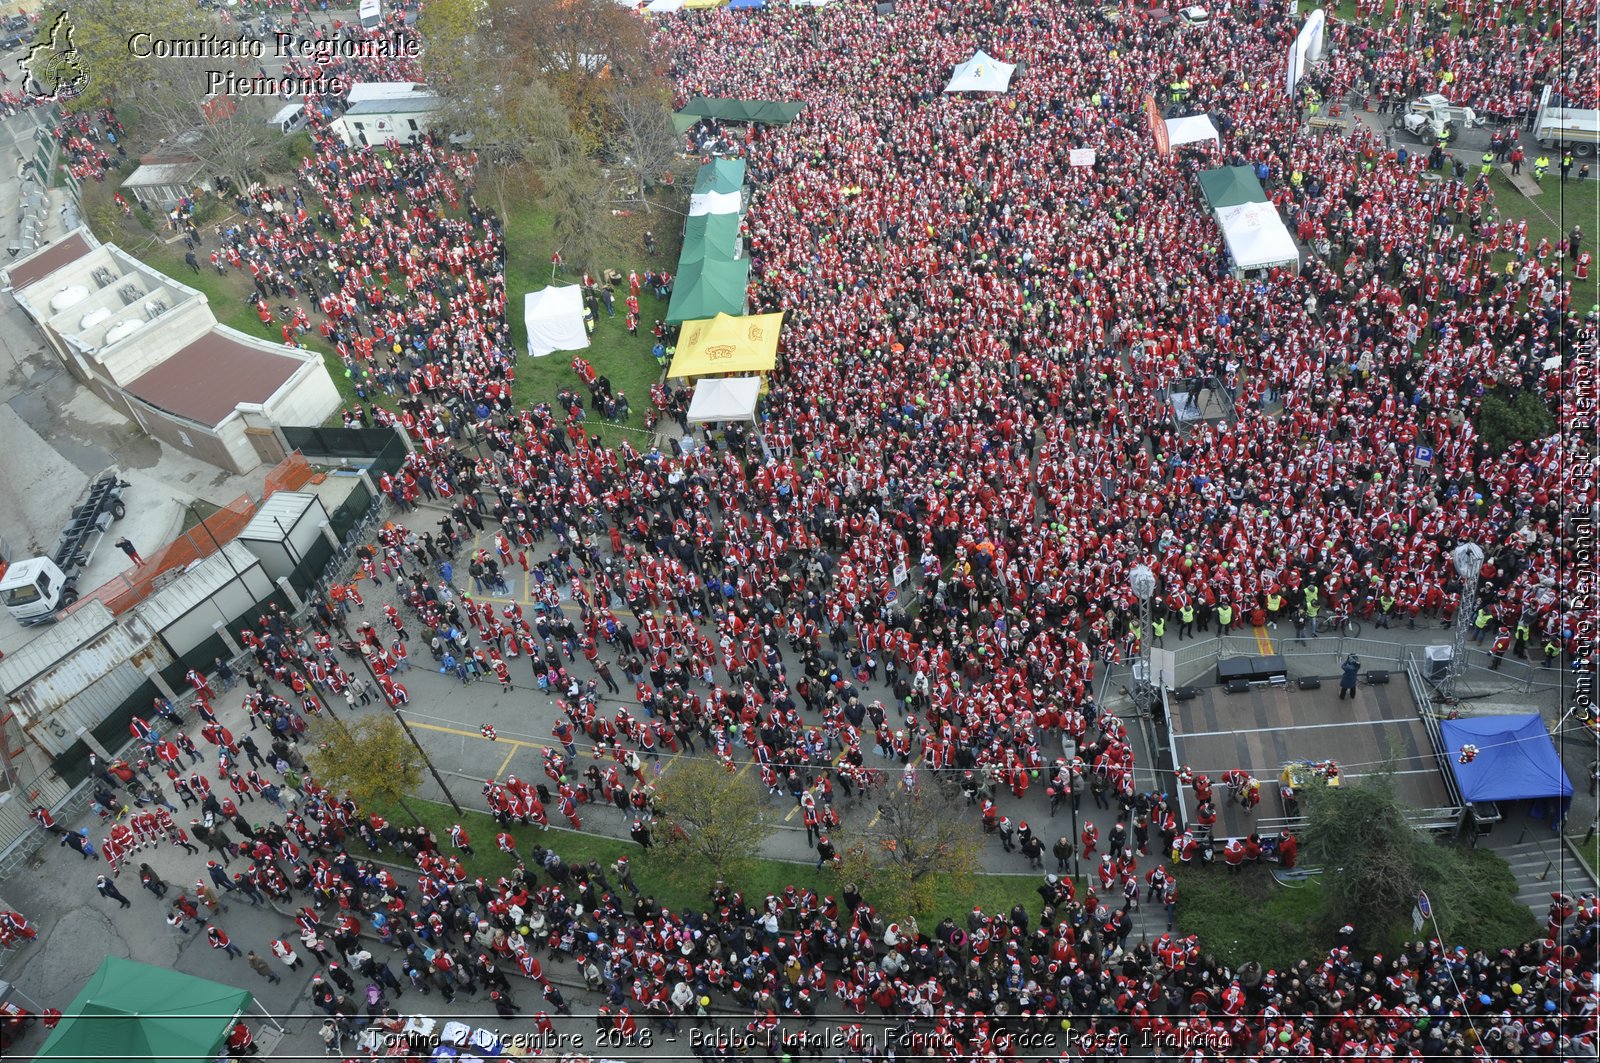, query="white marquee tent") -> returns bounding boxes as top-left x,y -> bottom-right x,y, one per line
1164,114 -> 1220,148
1213,201 -> 1300,272
686,376 -> 762,424
944,50 -> 1017,93
523,285 -> 589,358
645,0 -> 685,11
688,190 -> 743,217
